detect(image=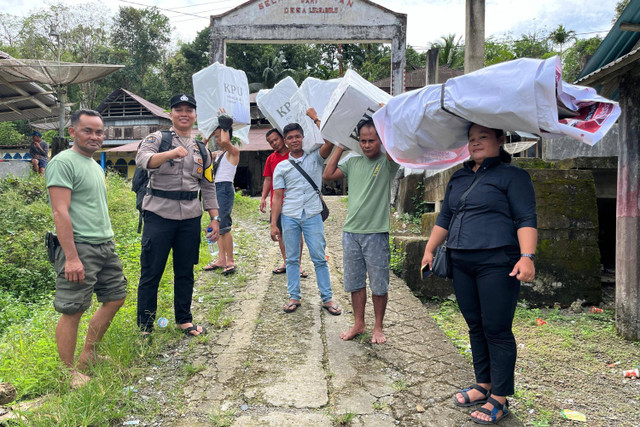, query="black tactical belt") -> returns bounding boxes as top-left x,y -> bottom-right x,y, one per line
148,188 -> 198,200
